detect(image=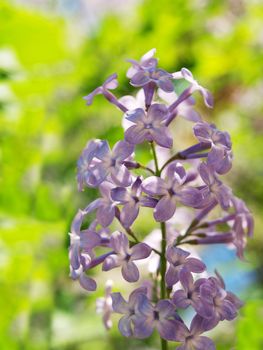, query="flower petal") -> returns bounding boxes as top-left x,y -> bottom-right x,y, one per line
111,165 -> 132,187
193,336 -> 216,350
185,258 -> 206,273
134,317 -> 154,339
96,204 -> 115,227
102,255 -> 120,271
110,231 -> 129,255
112,140 -> 134,161
79,273 -> 97,291
154,195 -> 176,222
118,315 -> 133,337
172,290 -> 190,309
130,71 -> 150,87
151,127 -> 173,148
121,202 -> 139,228
142,176 -> 168,196
165,265 -> 179,287
131,243 -> 152,260
111,292 -> 129,314
125,124 -> 148,144
122,261 -> 140,282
